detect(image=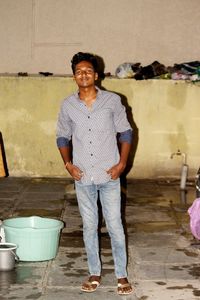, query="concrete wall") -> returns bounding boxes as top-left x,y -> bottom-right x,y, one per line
0,76 -> 200,178
0,0 -> 200,75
